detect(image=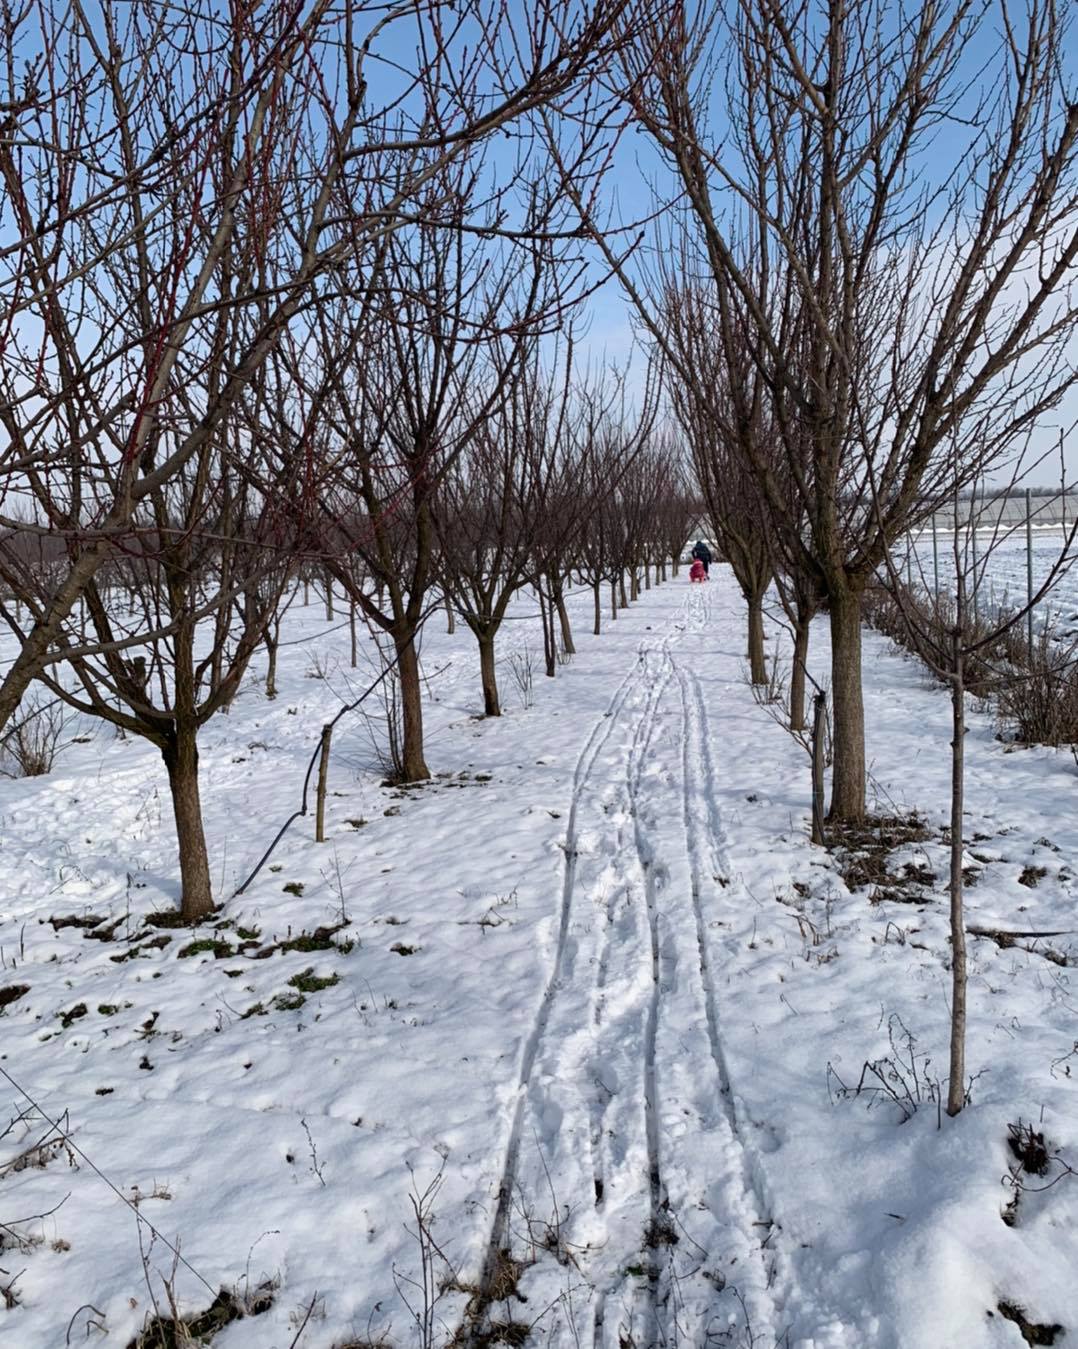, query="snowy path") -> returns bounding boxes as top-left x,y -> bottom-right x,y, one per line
4,570 -> 1078,1348
468,585 -> 782,1348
